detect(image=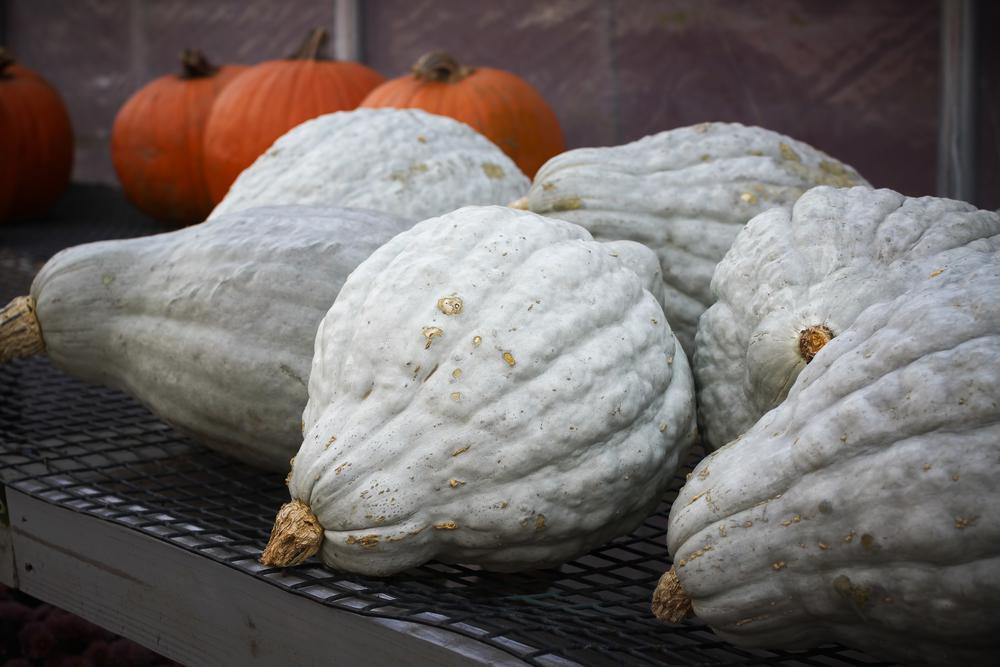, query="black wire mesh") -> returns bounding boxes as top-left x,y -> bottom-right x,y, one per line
0,188 -> 891,667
